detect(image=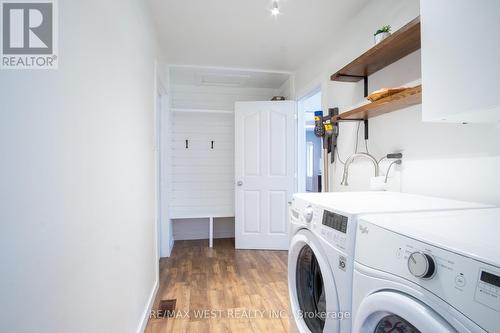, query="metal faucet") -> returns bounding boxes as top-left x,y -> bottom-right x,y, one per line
341,153 -> 380,186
